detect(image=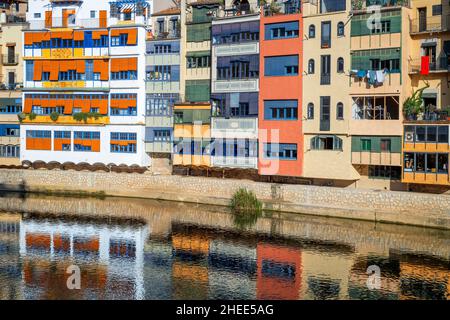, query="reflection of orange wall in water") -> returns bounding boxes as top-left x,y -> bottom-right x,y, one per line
172,261 -> 208,283
23,258 -> 108,299
73,237 -> 100,253
172,233 -> 210,255
256,243 -> 302,300
26,233 -> 51,249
